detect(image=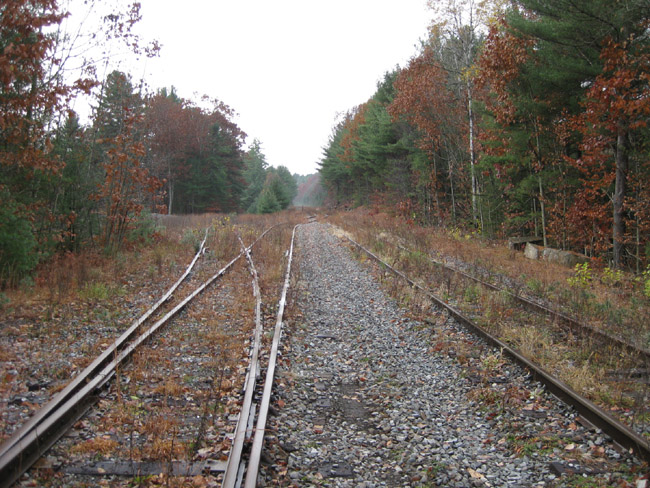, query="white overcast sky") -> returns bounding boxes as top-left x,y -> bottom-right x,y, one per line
68,0 -> 432,175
